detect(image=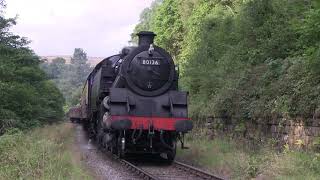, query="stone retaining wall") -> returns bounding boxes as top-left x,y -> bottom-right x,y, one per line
207,117 -> 320,149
